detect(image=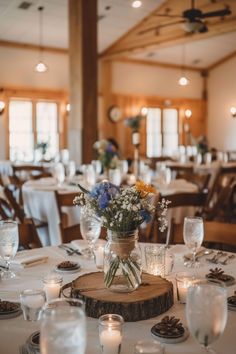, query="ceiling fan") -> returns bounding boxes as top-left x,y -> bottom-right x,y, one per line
138,0 -> 231,35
